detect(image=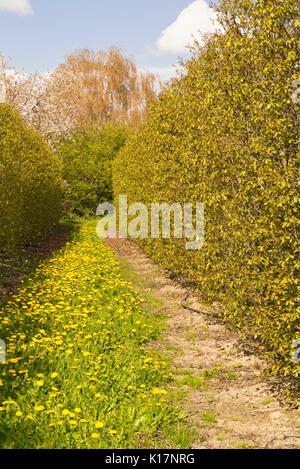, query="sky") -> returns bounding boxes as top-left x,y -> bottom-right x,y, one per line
0,0 -> 218,81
